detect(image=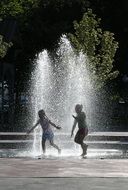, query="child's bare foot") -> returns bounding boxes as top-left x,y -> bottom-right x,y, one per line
81,144 -> 88,157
